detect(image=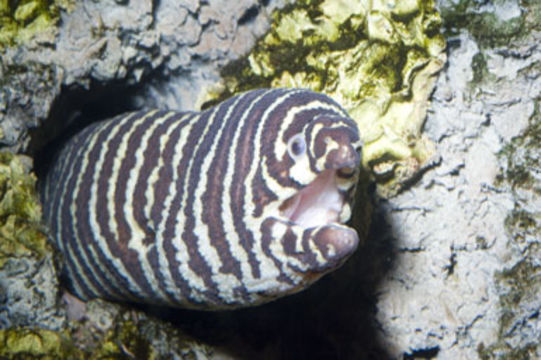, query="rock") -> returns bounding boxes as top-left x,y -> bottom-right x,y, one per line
1,0 -> 540,358
0,153 -> 65,330
0,255 -> 64,330
0,0 -> 287,153
374,1 -> 541,358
